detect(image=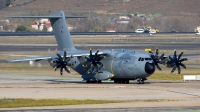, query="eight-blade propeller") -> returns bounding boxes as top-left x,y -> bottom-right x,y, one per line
149,47 -> 165,71
166,49 -> 187,75
82,48 -> 106,74
51,50 -> 75,76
